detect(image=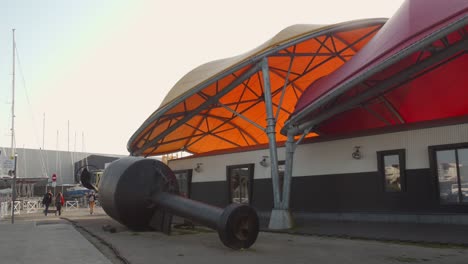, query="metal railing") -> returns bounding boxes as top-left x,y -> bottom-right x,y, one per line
65,200 -> 79,210
0,198 -> 100,219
